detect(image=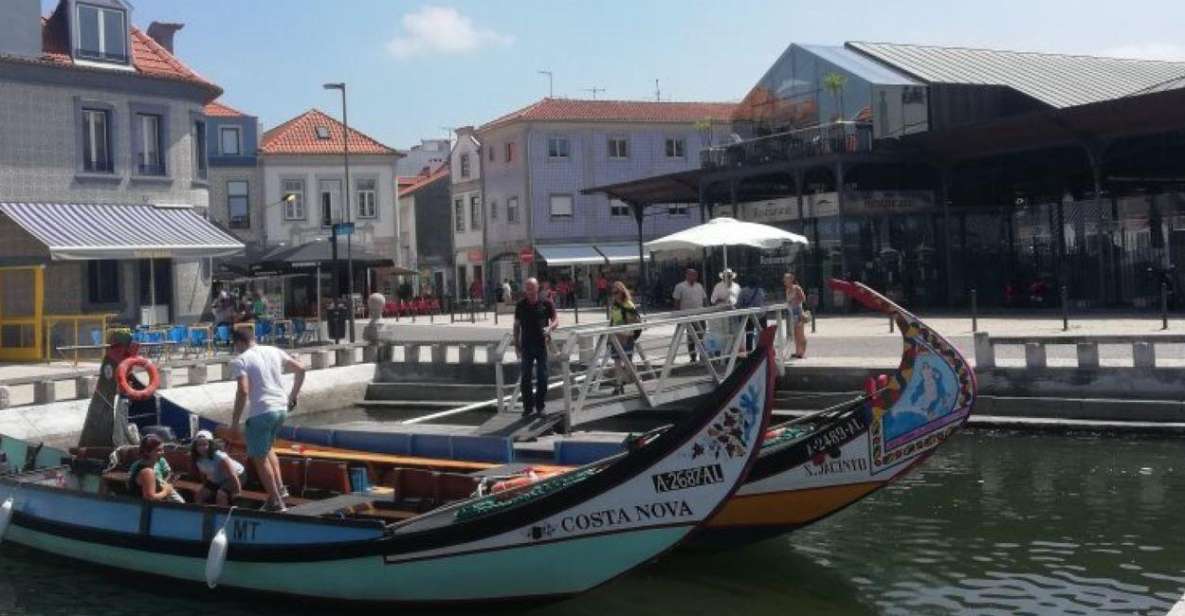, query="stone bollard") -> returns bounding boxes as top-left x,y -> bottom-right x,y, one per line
310,350 -> 331,370
483,344 -> 497,364
187,364 -> 208,385
458,344 -> 475,364
430,344 -> 446,364
1076,342 -> 1100,369
75,375 -> 98,399
335,348 -> 355,367
377,343 -> 393,363
34,380 -> 56,404
404,345 -> 421,363
157,367 -> 173,390
1133,342 -> 1156,368
1024,342 -> 1046,369
218,362 -> 235,381
0,386 -> 10,409
973,332 -> 994,369
362,345 -> 378,363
